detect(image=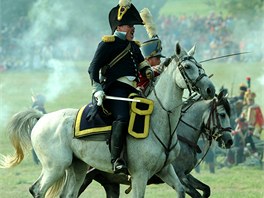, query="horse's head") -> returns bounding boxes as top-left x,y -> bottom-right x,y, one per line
203,90 -> 233,149
172,42 -> 215,99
